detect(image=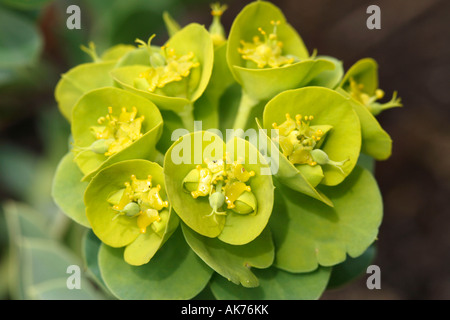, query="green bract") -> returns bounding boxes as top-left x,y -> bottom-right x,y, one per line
164,131 -> 274,245
270,166 -> 383,272
55,43 -> 134,122
337,58 -> 402,160
182,224 -> 274,288
111,23 -> 214,131
71,87 -> 163,180
84,160 -> 178,266
226,1 -> 334,101
260,86 -> 361,205
98,228 -> 212,299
